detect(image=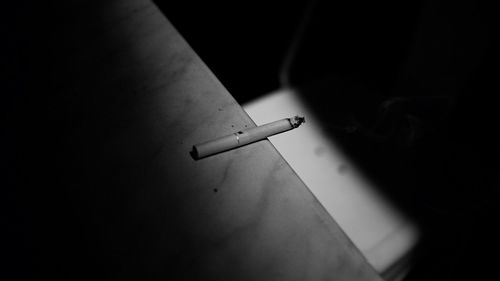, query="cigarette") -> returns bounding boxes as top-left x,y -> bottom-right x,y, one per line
191,115 -> 305,159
